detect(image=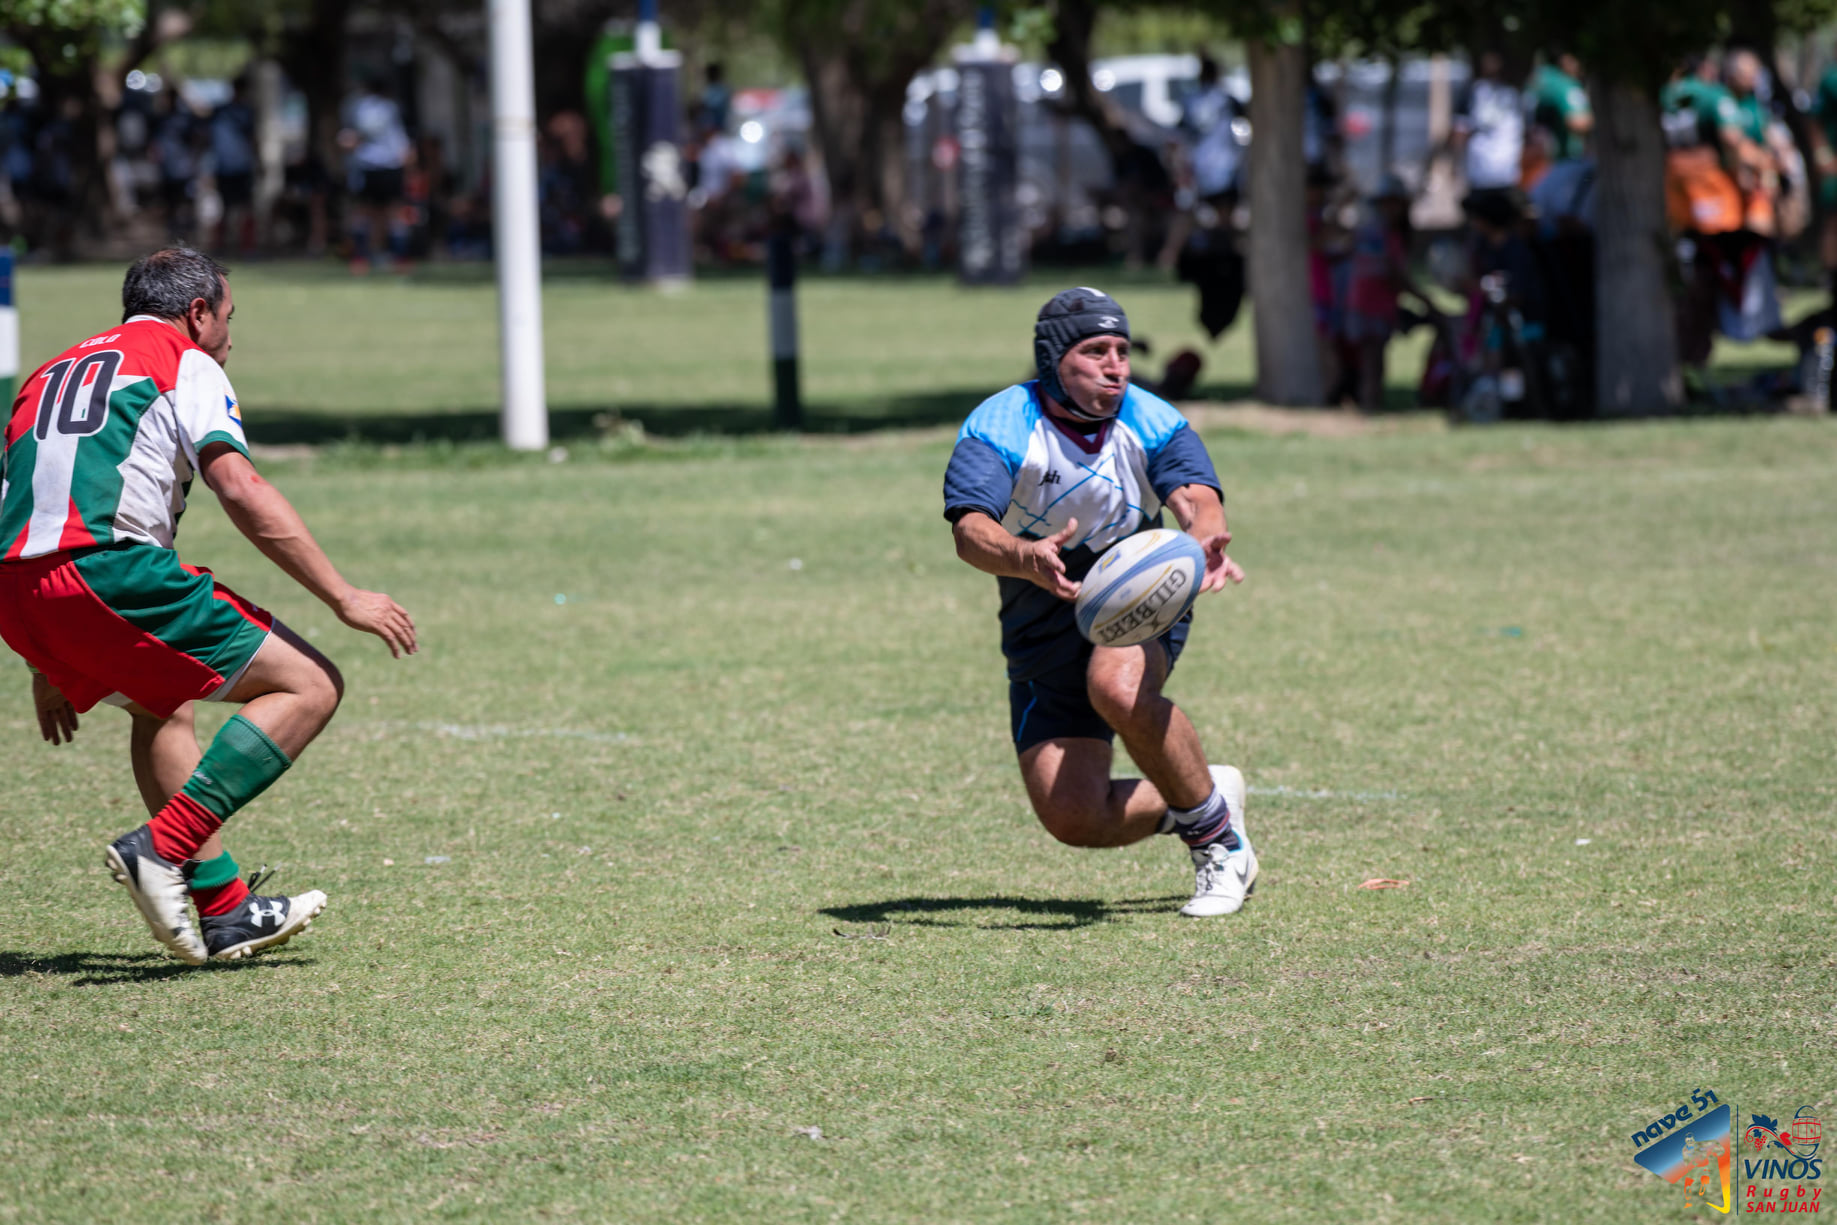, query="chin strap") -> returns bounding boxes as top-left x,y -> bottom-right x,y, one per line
1055,394 -> 1119,426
